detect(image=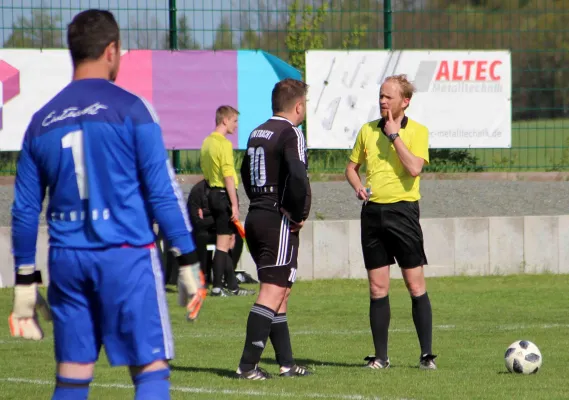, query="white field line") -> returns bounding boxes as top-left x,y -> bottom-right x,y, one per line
174,323 -> 569,339
1,324 -> 568,343
0,377 -> 415,400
